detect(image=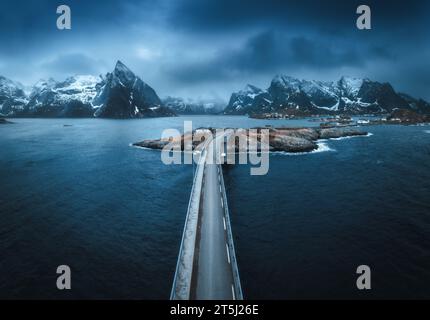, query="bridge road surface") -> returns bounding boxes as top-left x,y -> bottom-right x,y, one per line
192,133 -> 236,300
